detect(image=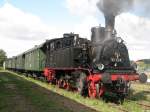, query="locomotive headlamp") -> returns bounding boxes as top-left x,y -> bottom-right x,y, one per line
116,37 -> 123,43
97,63 -> 105,70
